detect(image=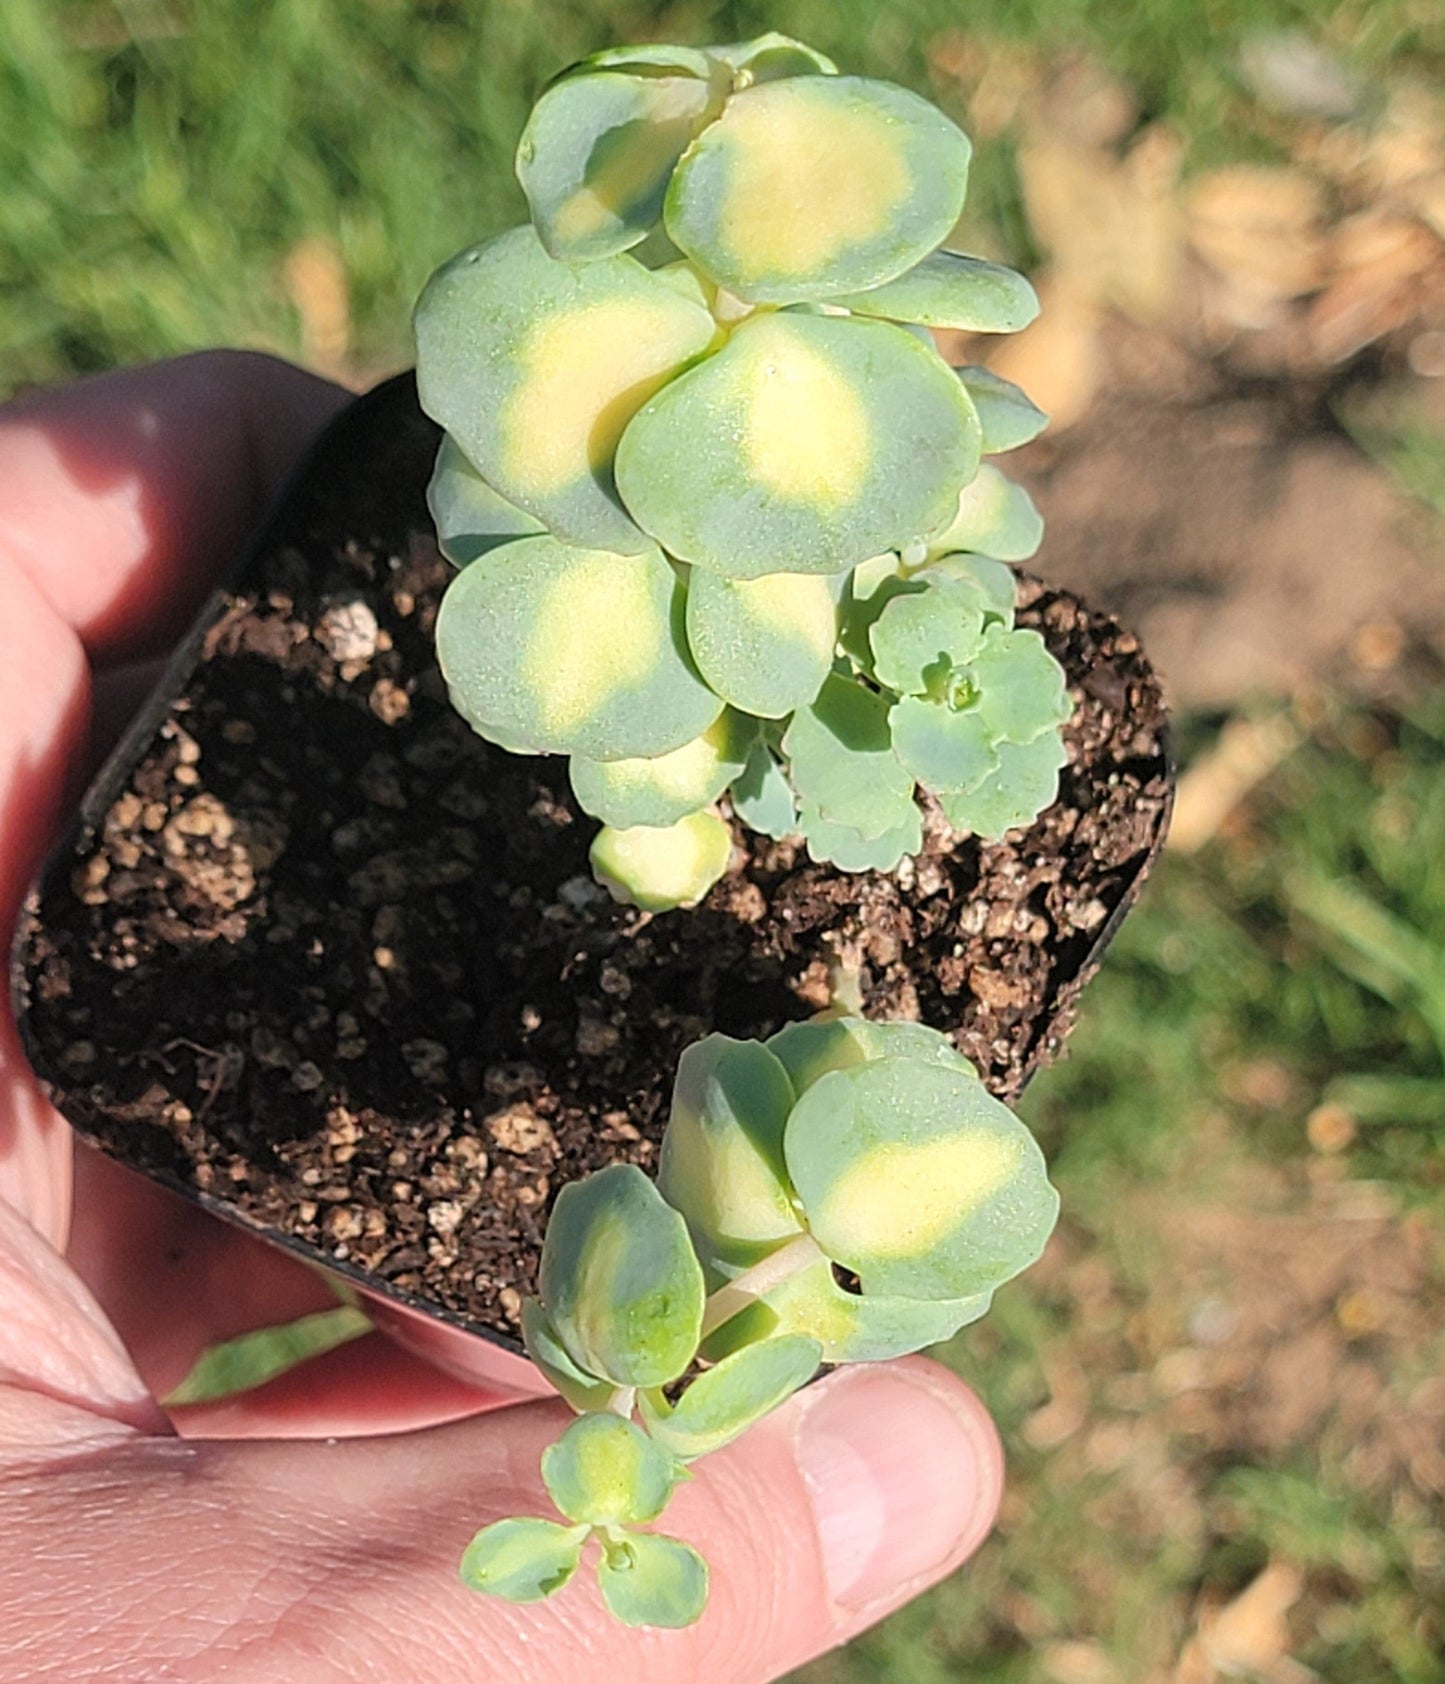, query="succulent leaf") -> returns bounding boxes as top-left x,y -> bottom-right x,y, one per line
921,553 -> 1018,625
567,44 -> 716,78
728,740 -> 800,839
459,1518 -> 589,1602
888,696 -> 999,793
426,437 -> 545,566
969,626 -> 1072,745
703,1256 -> 993,1364
615,311 -> 980,579
926,464 -> 1043,563
521,1298 -> 621,1413
414,227 -> 717,552
782,672 -> 915,837
541,1413 -> 678,1526
570,710 -> 753,829
767,1017 -> 978,1093
639,1334 -> 821,1459
540,1163 -> 706,1388
665,75 -> 971,304
957,366 -> 1049,454
589,810 -> 733,912
939,730 -> 1069,841
686,568 -> 839,717
708,34 -> 839,82
832,251 -> 1039,333
659,1035 -> 803,1276
869,576 -> 989,696
797,801 -> 923,873
784,1059 -> 1060,1302
436,536 -> 720,762
597,1532 -> 709,1628
517,69 -> 726,262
